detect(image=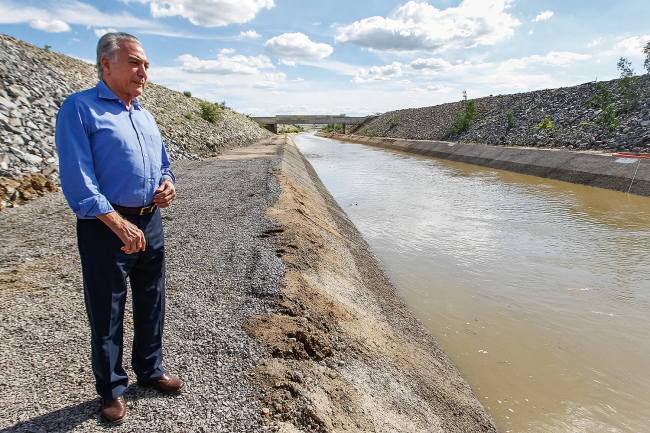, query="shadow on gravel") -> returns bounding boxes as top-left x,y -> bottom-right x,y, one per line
1,384 -> 165,432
